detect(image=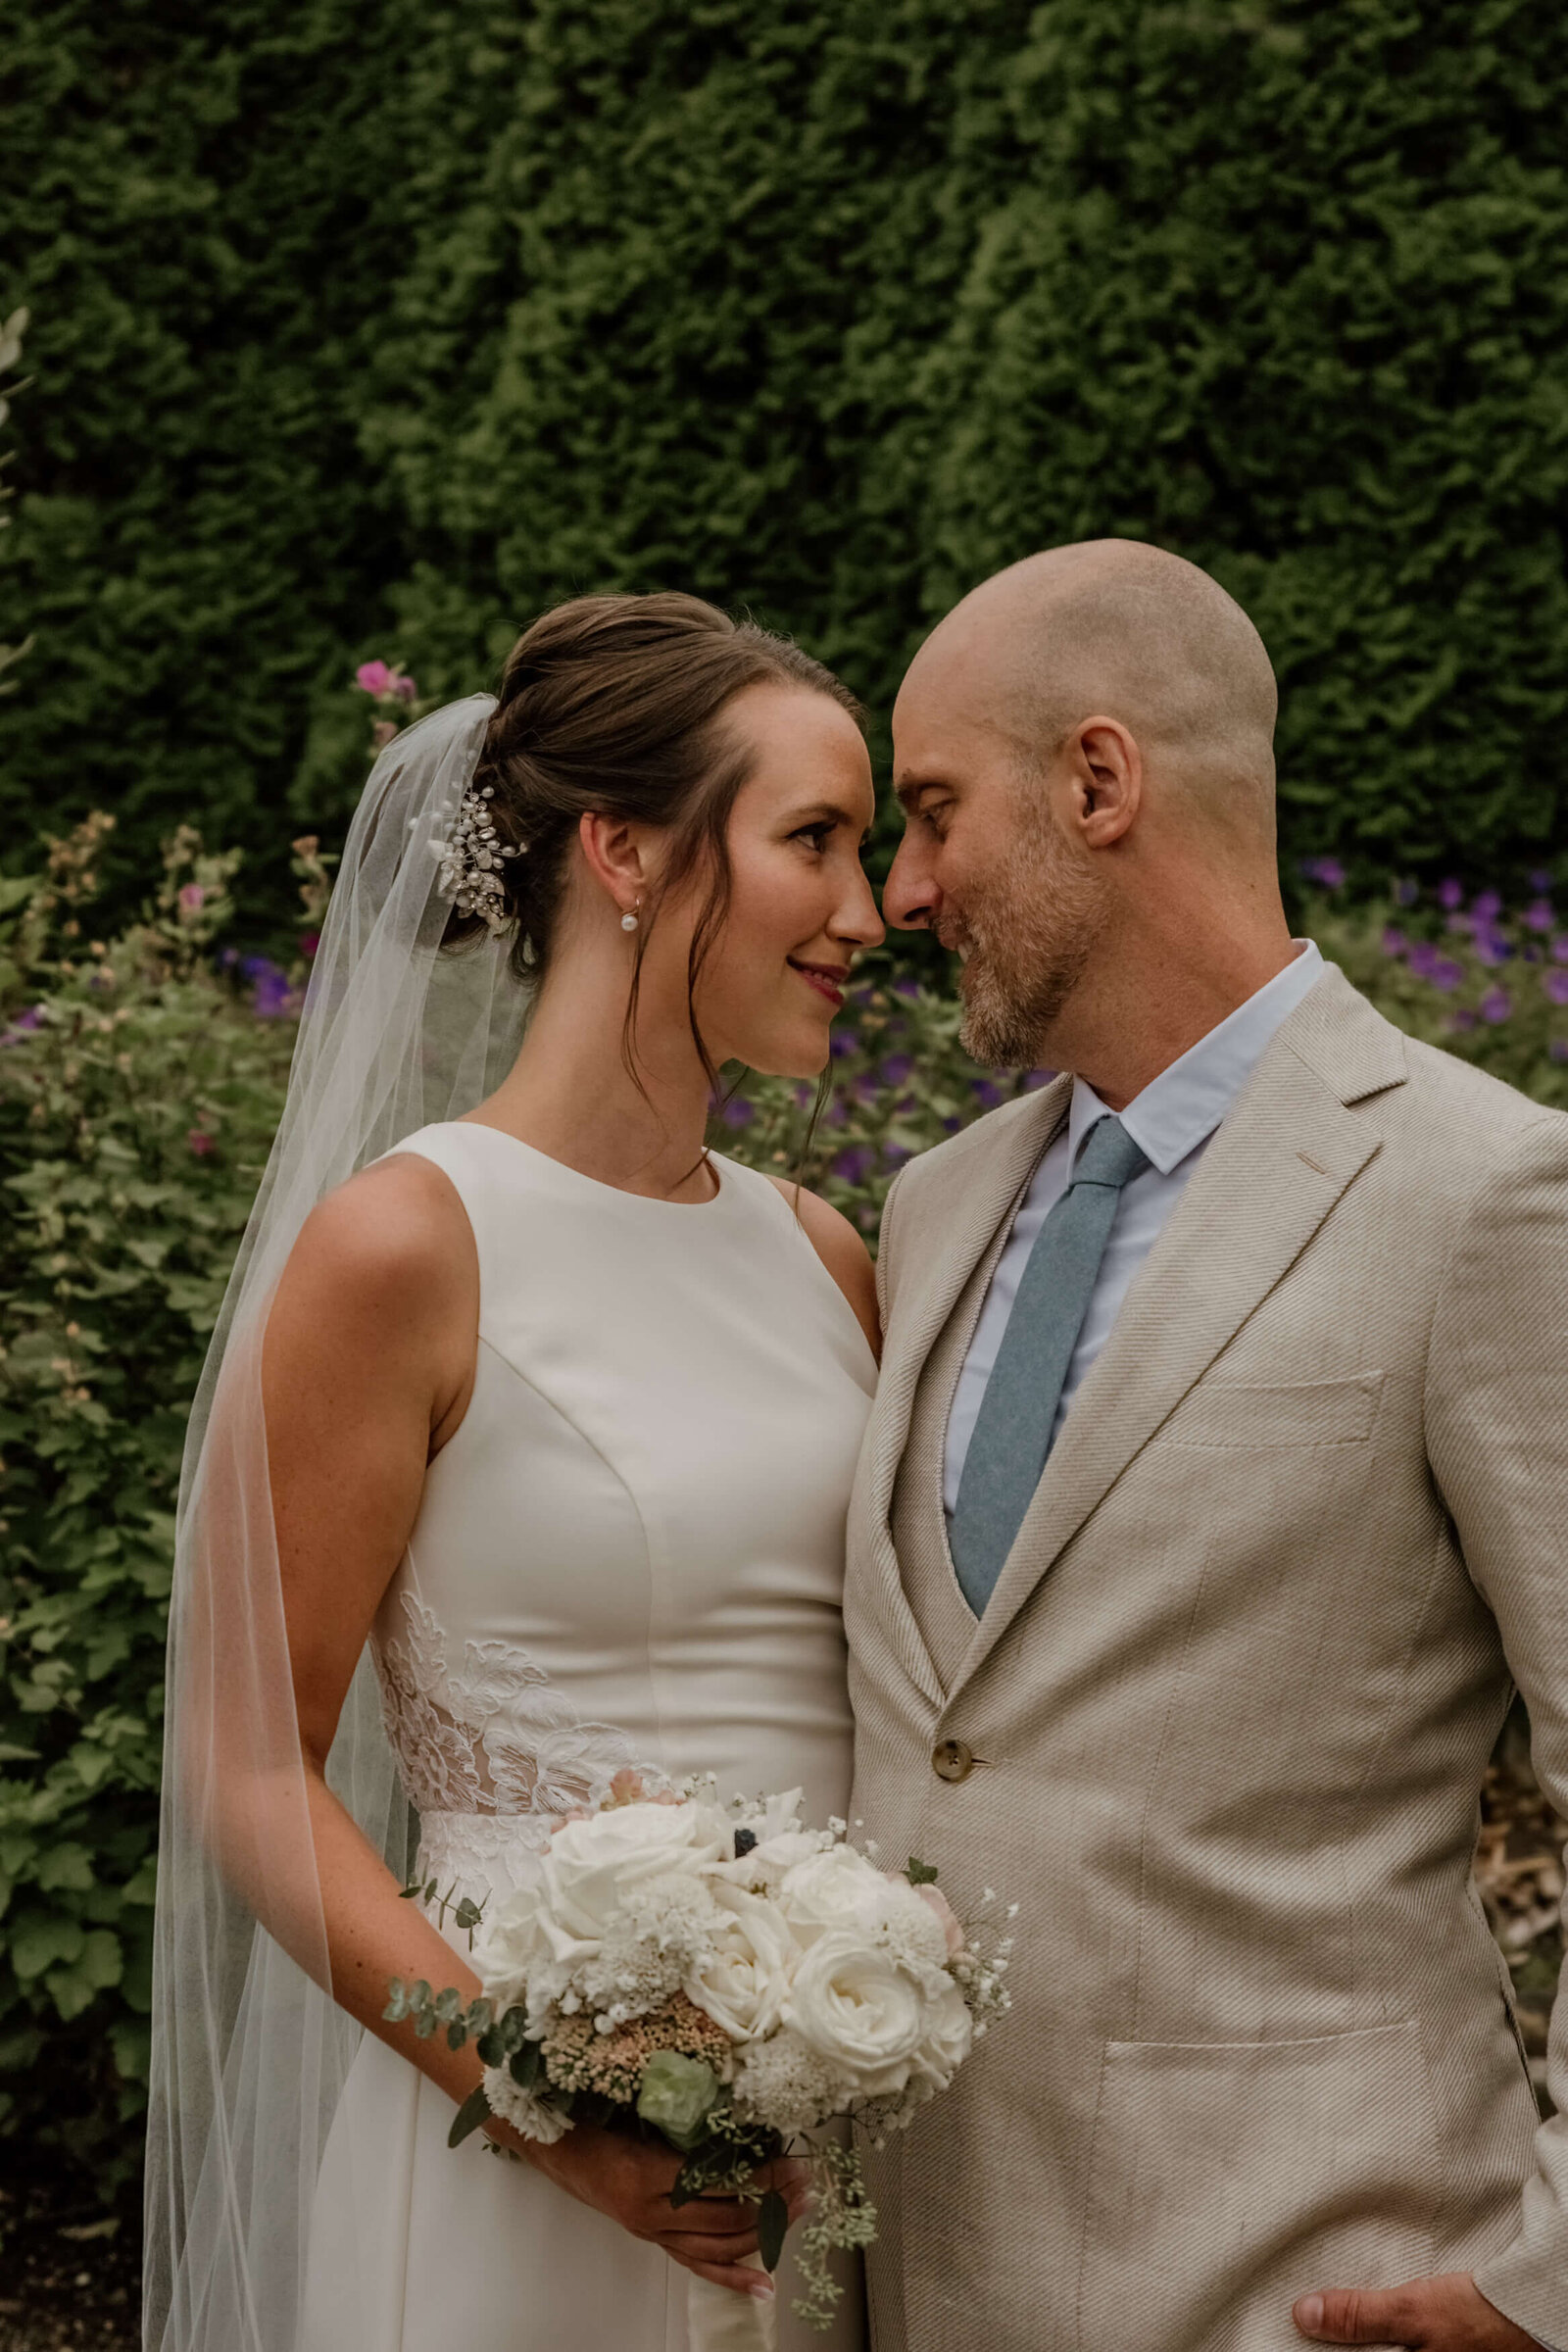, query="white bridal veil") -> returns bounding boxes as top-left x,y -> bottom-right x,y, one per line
144,696 -> 531,2351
